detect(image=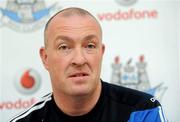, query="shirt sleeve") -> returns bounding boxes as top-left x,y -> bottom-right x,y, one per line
128,106 -> 167,122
